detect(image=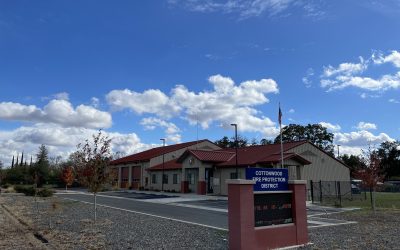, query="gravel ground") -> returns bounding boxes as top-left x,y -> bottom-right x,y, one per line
0,194 -> 228,249
1,193 -> 399,249
304,210 -> 400,250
